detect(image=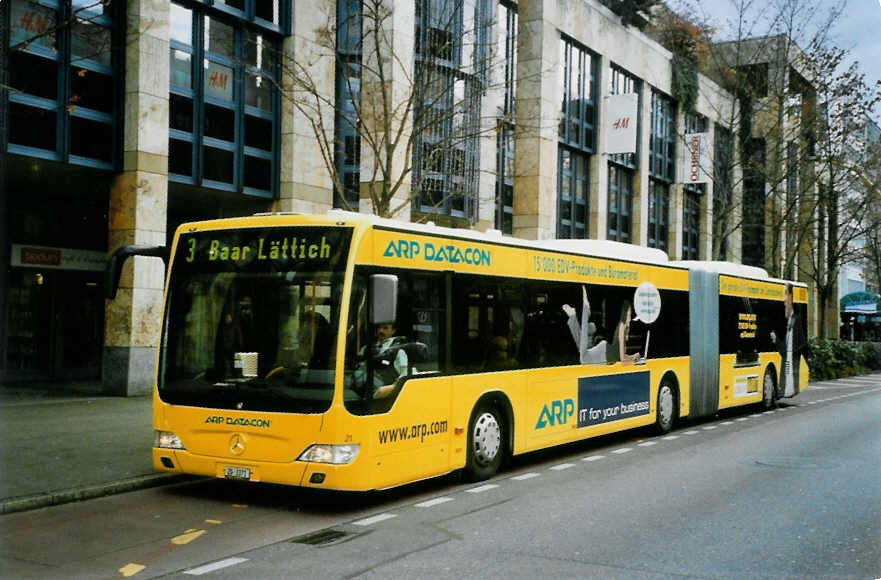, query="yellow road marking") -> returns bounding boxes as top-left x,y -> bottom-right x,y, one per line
118,563 -> 145,577
171,529 -> 206,545
205,519 -> 222,525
